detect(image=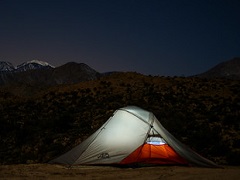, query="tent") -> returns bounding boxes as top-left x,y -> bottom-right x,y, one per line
50,106 -> 219,167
